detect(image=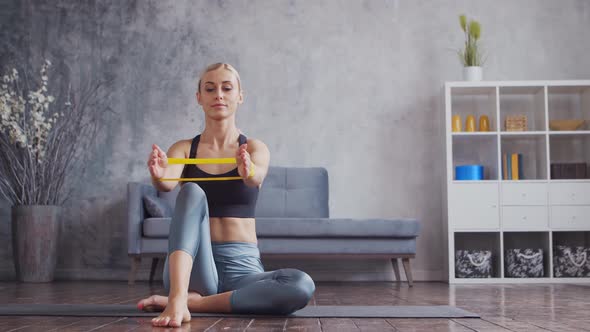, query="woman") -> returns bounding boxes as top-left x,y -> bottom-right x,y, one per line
138,63 -> 316,328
